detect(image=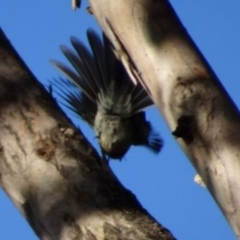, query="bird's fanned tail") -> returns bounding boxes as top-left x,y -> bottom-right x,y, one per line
51,29 -> 154,117
50,77 -> 97,126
